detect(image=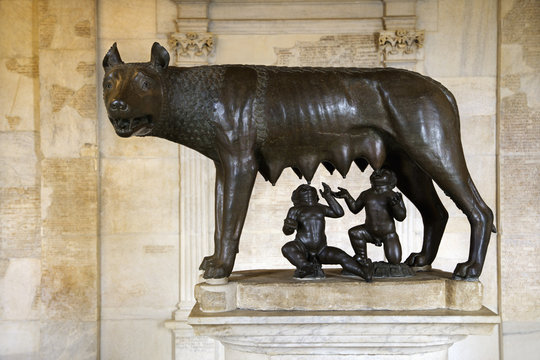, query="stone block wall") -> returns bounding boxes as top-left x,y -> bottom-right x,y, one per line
0,1 -> 41,356
98,1 -> 179,359
1,0 -> 99,358
499,0 -> 540,358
